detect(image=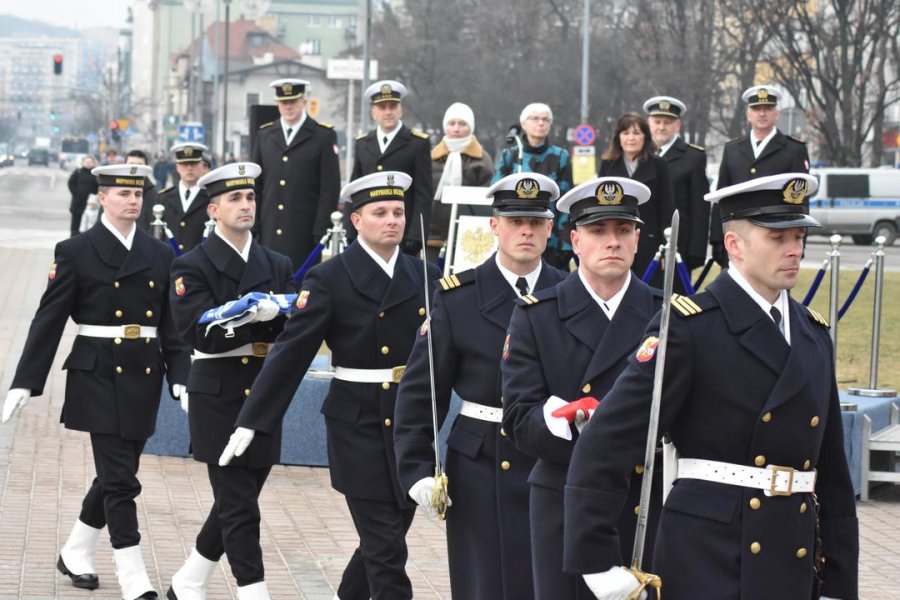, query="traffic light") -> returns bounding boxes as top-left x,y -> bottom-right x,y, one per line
109,120 -> 120,141
53,54 -> 63,75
